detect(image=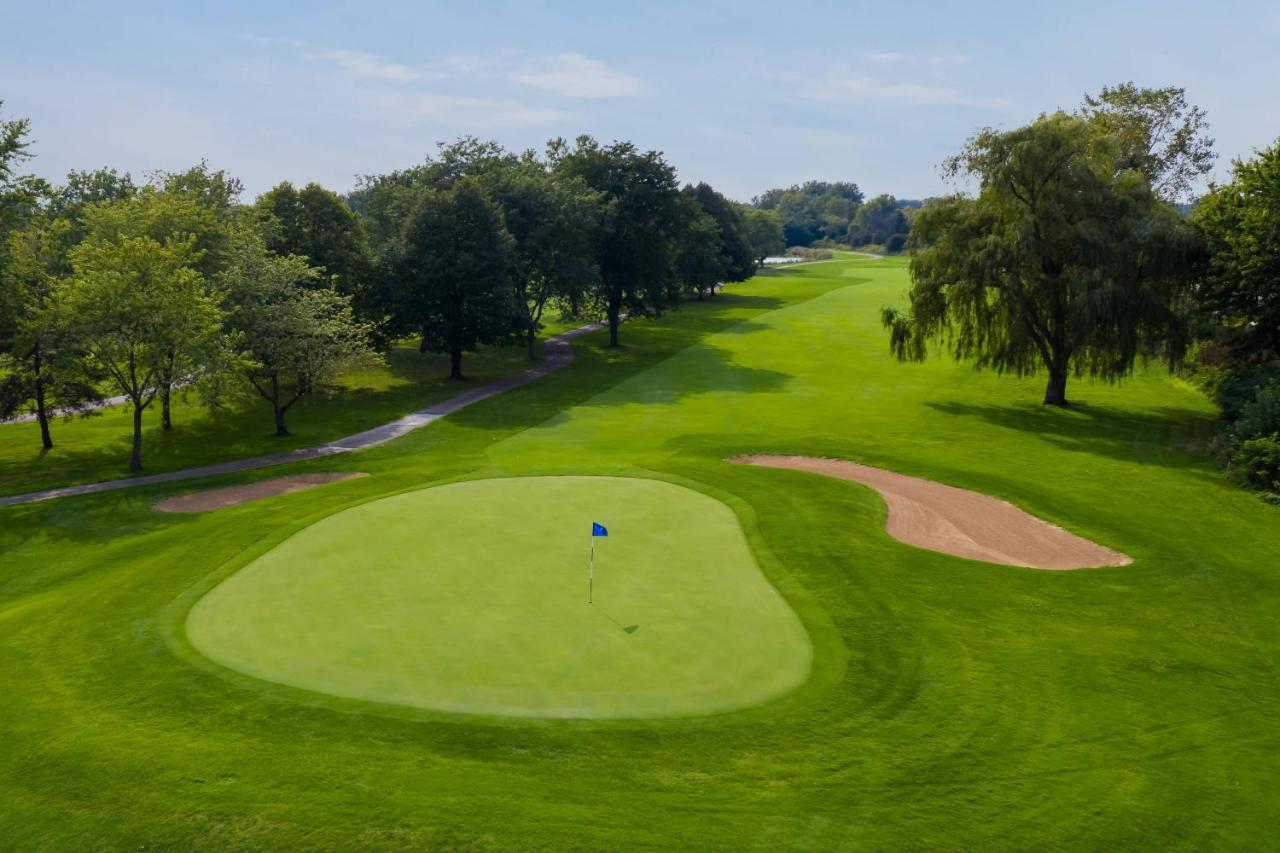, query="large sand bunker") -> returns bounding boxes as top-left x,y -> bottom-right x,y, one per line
155,472 -> 368,513
732,455 -> 1130,570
